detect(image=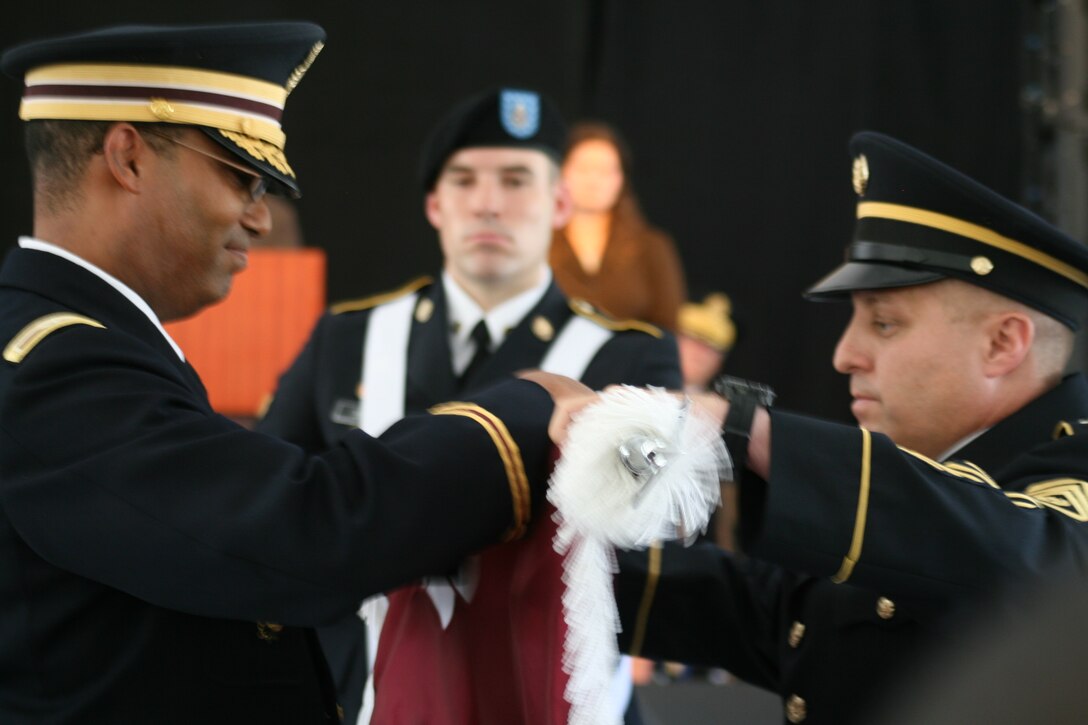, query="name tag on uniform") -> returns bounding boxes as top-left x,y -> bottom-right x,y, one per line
330,398 -> 359,427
